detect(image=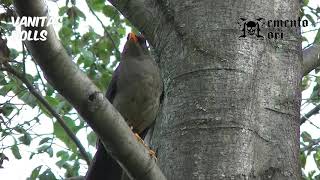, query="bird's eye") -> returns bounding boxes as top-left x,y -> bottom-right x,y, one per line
137,36 -> 148,48
137,36 -> 146,44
